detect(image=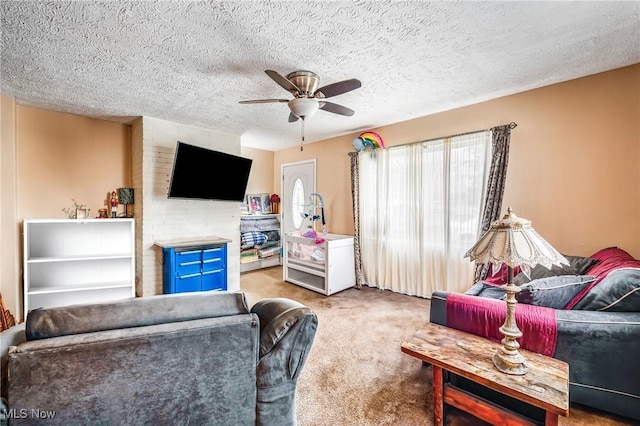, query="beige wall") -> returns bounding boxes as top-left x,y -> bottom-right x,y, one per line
274,64 -> 640,259
241,146 -> 275,196
1,96 -> 20,318
16,106 -> 131,220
